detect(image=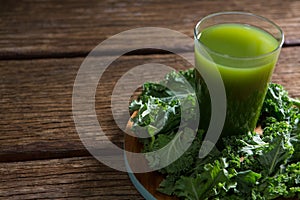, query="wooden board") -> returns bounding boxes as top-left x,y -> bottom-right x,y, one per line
0,0 -> 300,59
0,54 -> 191,162
0,156 -> 144,199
